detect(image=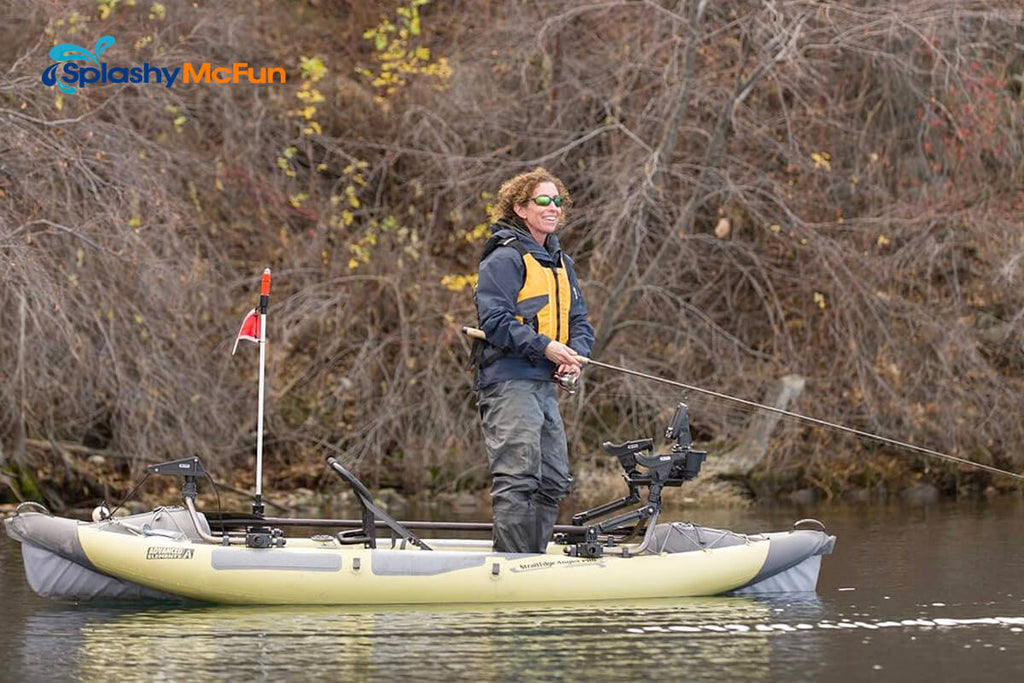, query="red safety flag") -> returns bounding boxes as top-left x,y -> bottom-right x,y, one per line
232,308 -> 261,355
